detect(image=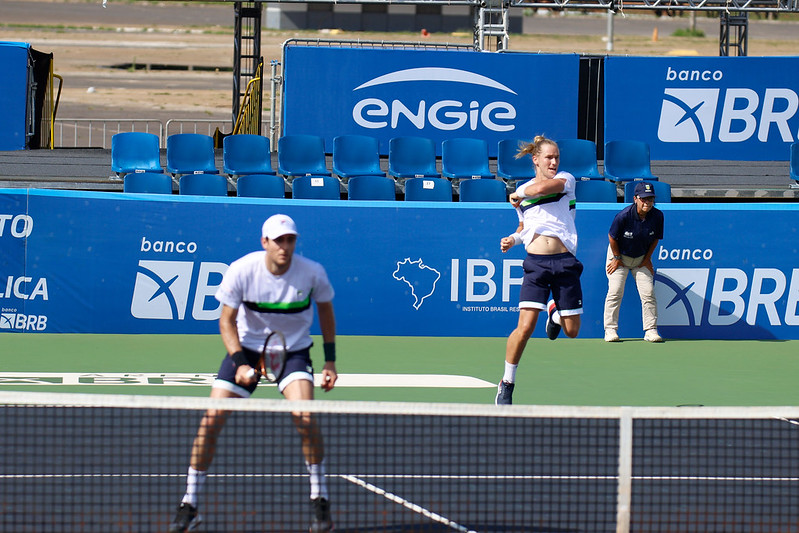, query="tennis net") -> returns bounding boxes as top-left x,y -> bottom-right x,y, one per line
1,391 -> 798,532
